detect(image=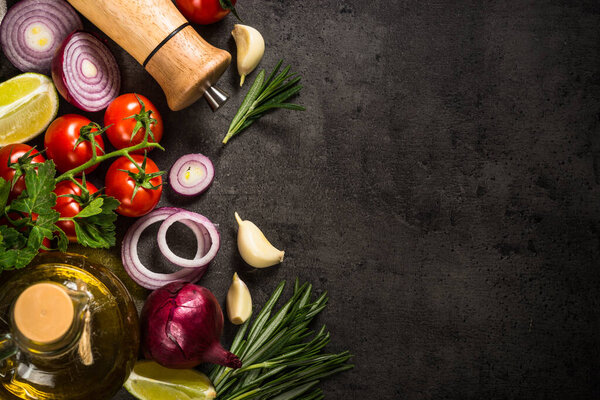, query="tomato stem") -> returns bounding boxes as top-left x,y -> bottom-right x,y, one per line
124,94 -> 160,145
55,140 -> 163,183
118,152 -> 164,201
219,0 -> 241,21
56,98 -> 164,185
124,152 -> 139,167
73,122 -> 106,154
